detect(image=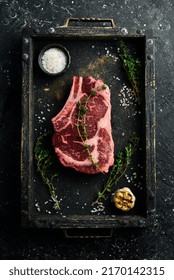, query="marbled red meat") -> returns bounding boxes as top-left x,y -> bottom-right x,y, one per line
52,76 -> 114,174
